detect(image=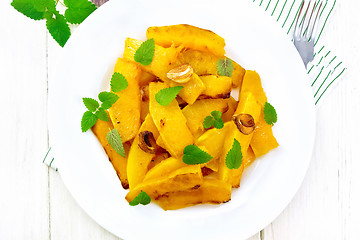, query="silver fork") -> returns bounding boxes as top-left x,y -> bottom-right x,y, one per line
293,0 -> 323,67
